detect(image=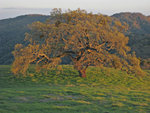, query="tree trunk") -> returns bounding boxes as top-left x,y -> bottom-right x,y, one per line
78,69 -> 86,78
